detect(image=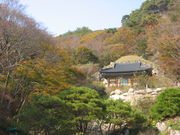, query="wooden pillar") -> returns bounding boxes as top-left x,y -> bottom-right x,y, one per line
128,78 -> 132,87
119,77 -> 121,86
116,78 -> 118,87
131,78 -> 134,86
108,78 -> 110,87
